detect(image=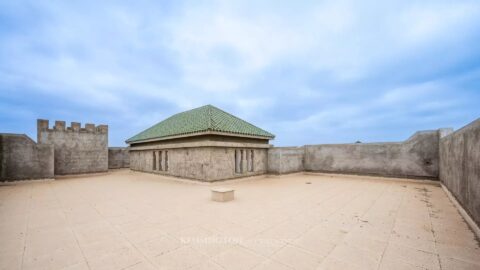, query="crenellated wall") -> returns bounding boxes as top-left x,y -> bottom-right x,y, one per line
0,133 -> 54,181
37,119 -> 108,175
